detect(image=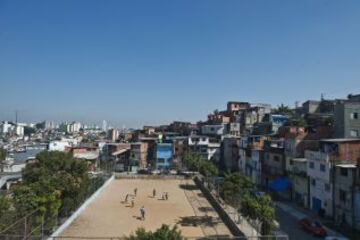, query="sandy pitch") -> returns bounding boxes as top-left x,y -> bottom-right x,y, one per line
61,178 -> 231,239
